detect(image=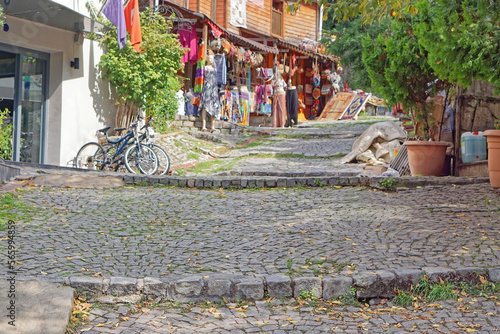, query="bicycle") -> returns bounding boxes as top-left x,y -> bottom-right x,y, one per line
137,116 -> 171,175
75,122 -> 159,175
